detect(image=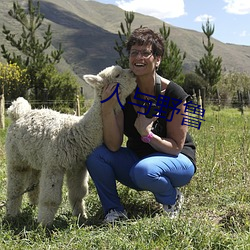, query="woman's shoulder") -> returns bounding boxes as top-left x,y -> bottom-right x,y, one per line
160,78 -> 188,100
159,77 -> 170,94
